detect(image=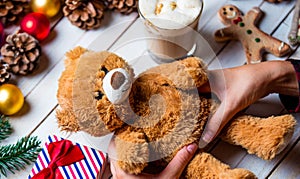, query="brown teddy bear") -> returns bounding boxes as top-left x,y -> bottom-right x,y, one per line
56,46 -> 296,178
